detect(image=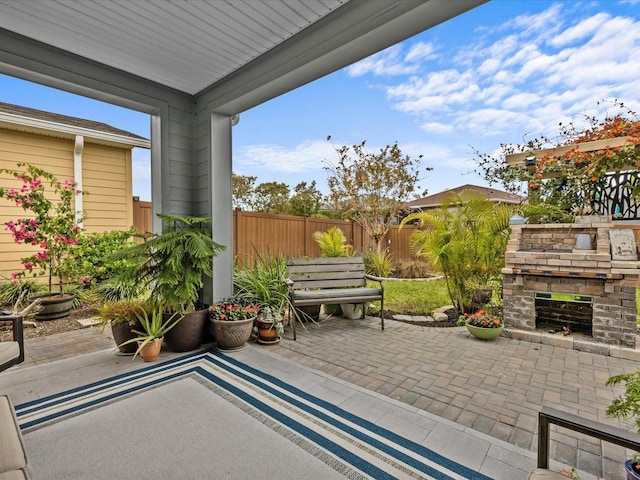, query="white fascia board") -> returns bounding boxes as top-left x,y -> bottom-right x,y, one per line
0,112 -> 150,149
